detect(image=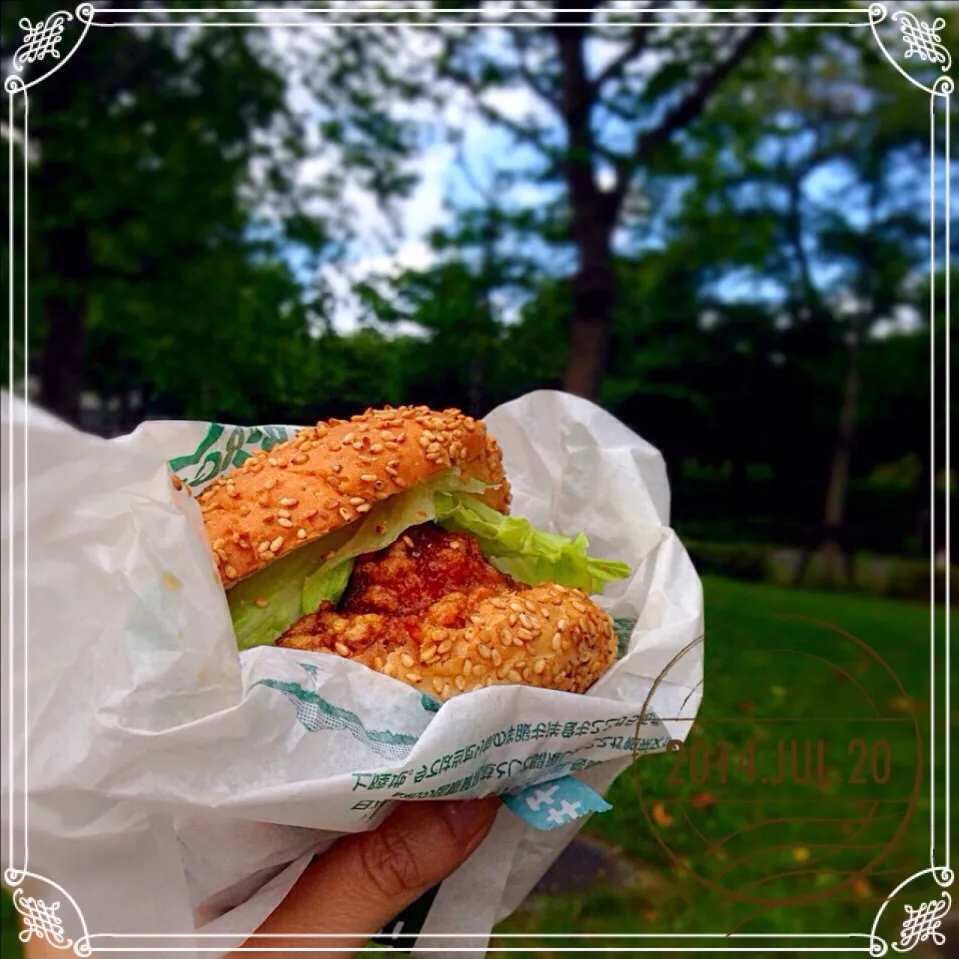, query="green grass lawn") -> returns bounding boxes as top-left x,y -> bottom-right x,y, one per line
492,575 -> 946,956
3,576 -> 946,957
